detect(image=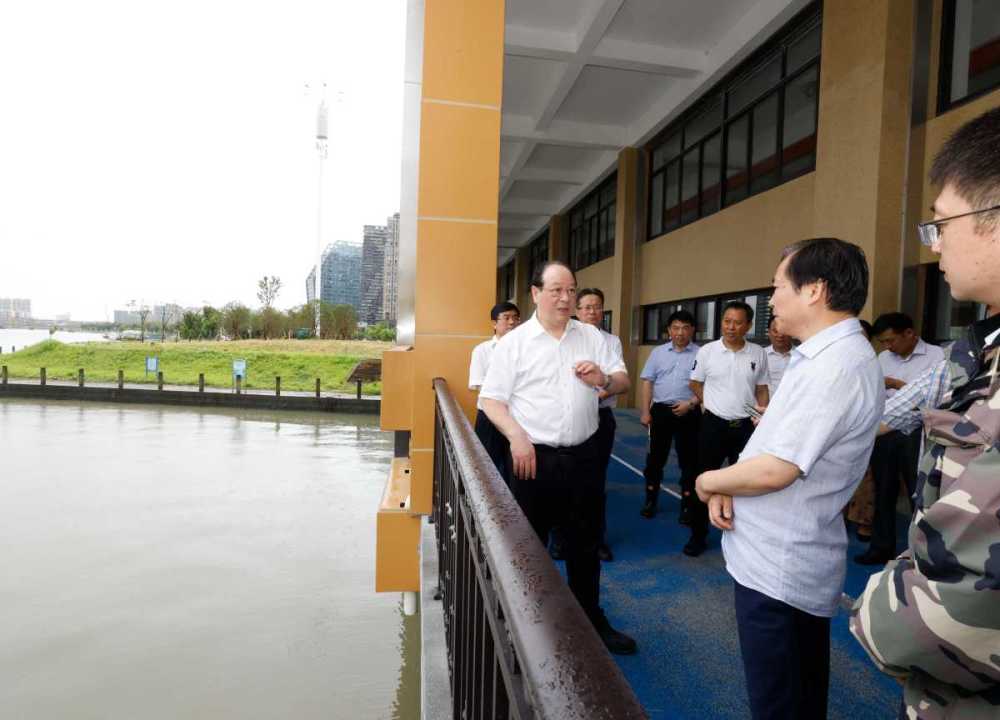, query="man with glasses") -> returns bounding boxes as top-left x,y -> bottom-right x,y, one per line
479,261 -> 637,655
851,107 -> 1000,719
